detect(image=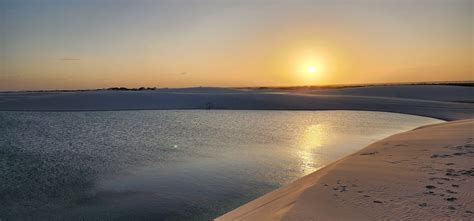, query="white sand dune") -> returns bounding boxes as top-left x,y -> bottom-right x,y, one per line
217,119 -> 474,220
290,85 -> 474,103
0,85 -> 473,120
